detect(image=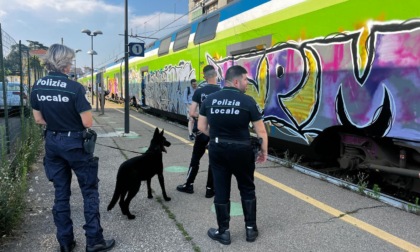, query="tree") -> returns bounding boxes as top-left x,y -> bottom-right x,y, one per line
3,41 -> 46,76
26,40 -> 48,50
3,44 -> 24,75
